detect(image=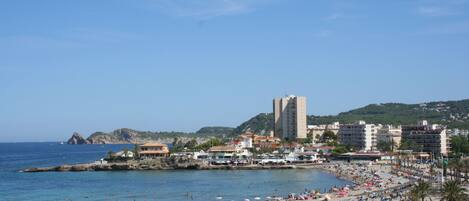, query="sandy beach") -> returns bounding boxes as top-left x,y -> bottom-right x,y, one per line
269,162 -> 413,201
